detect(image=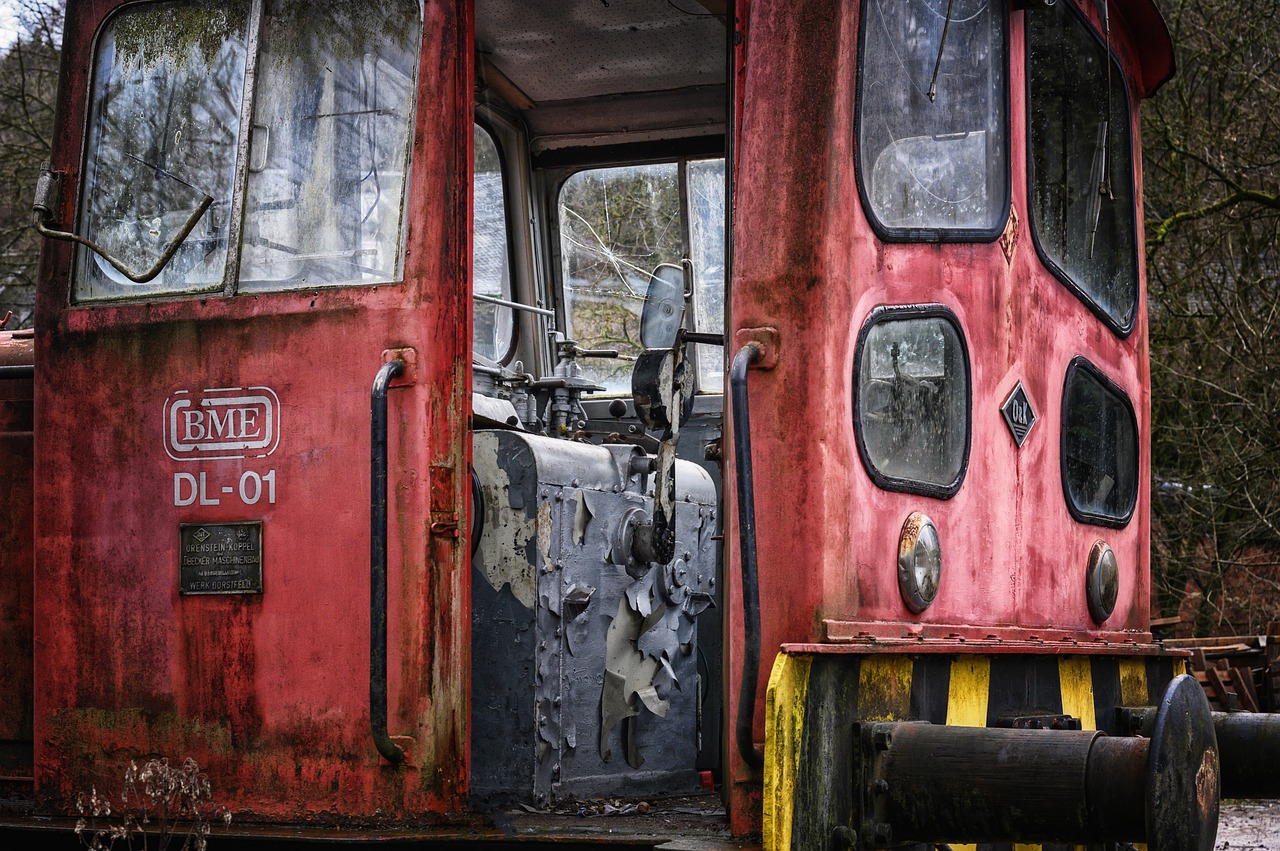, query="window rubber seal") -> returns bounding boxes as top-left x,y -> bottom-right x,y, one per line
1059,355 -> 1139,528
852,303 -> 972,500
